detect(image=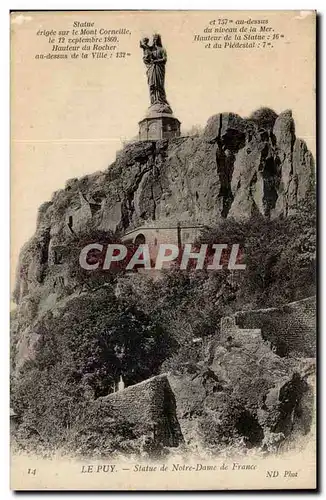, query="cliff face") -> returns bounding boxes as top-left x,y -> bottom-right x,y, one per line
234,296 -> 316,358
14,108 -> 314,306
100,374 -> 184,449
